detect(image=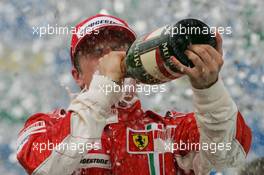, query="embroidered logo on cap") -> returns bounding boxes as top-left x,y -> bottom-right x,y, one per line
77,16 -> 124,38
